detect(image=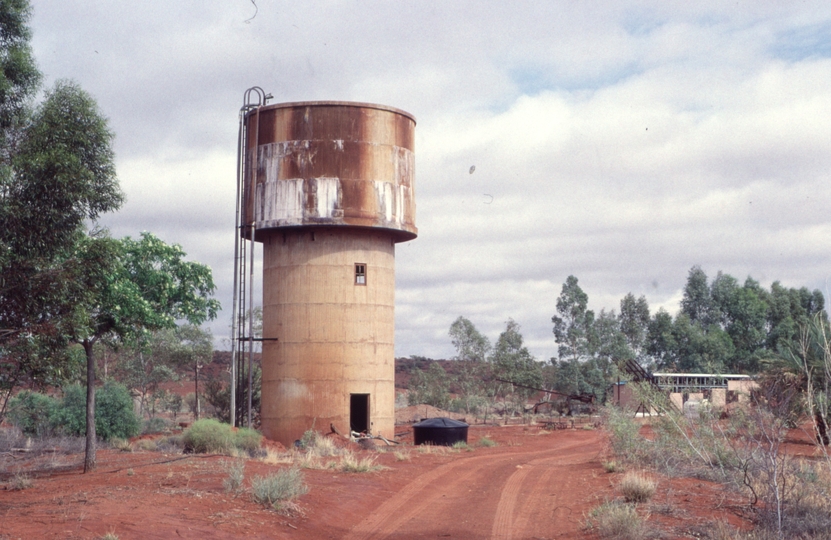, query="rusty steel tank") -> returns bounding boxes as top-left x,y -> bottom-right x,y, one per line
243,101 -> 416,446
